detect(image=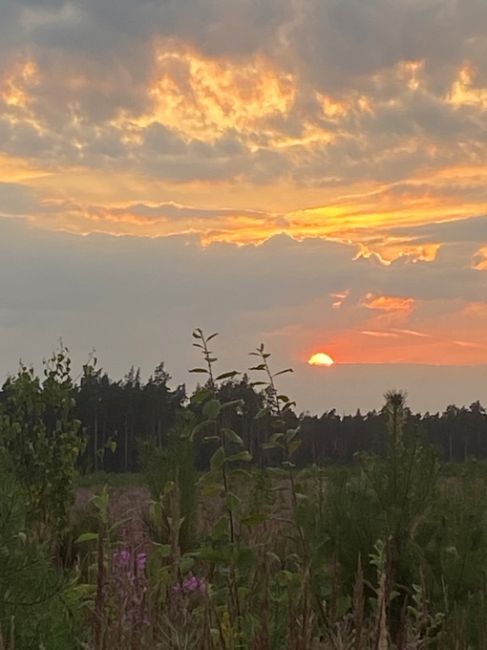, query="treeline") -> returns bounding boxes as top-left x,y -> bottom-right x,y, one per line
0,358 -> 485,473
